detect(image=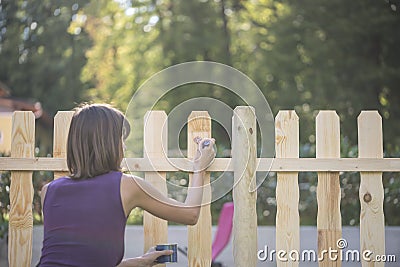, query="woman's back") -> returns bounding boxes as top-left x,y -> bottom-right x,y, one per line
38,171 -> 126,267
36,104 -> 215,267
